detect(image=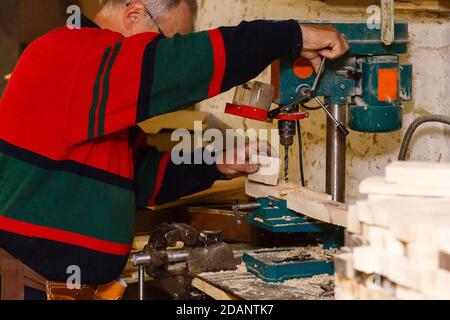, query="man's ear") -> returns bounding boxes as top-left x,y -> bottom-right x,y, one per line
122,2 -> 145,31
